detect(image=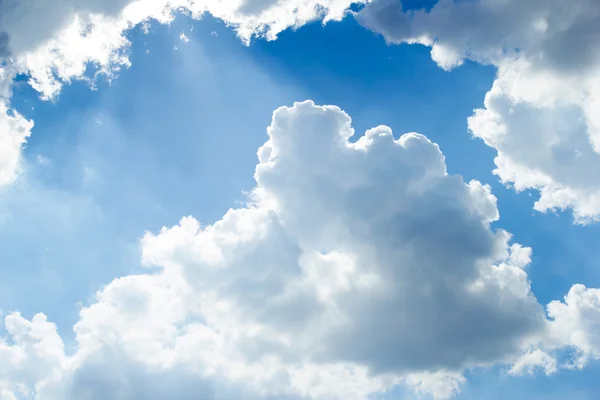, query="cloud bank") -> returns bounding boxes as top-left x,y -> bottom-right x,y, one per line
358,0 -> 600,222
2,101 -> 599,399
